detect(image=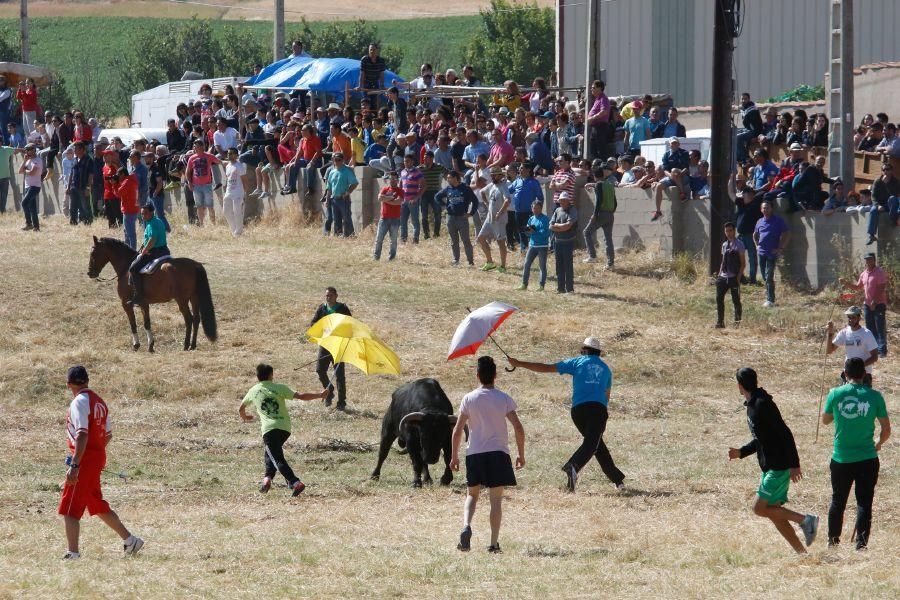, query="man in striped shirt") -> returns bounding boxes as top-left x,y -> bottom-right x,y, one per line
549,153 -> 577,208
400,153 -> 425,243
419,151 -> 446,239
